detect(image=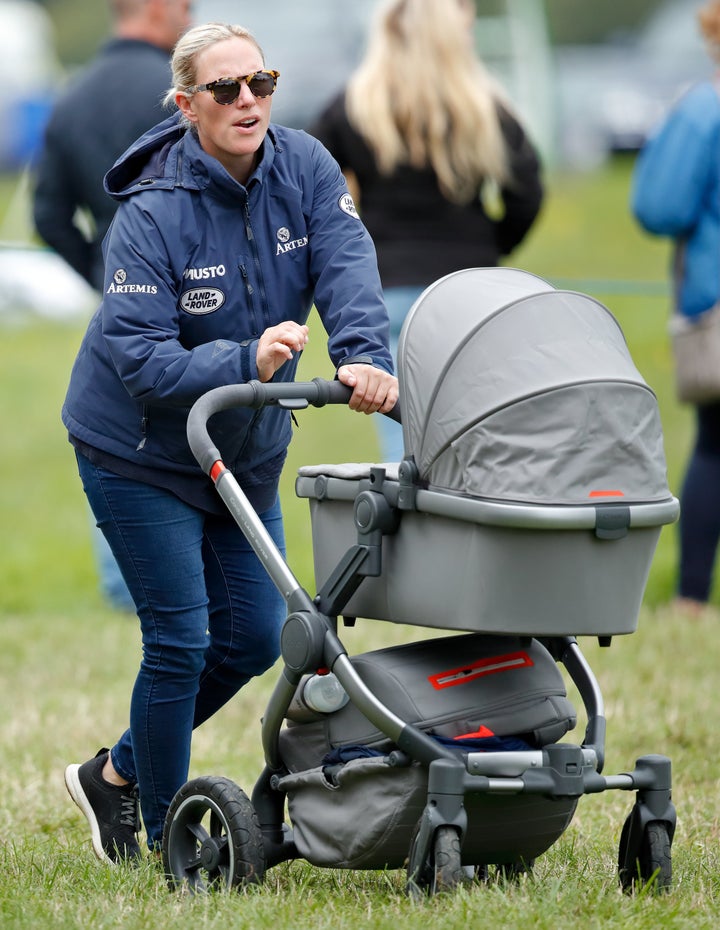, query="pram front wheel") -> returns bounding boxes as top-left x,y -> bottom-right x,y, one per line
407,826 -> 470,897
162,775 -> 266,893
618,817 -> 672,893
